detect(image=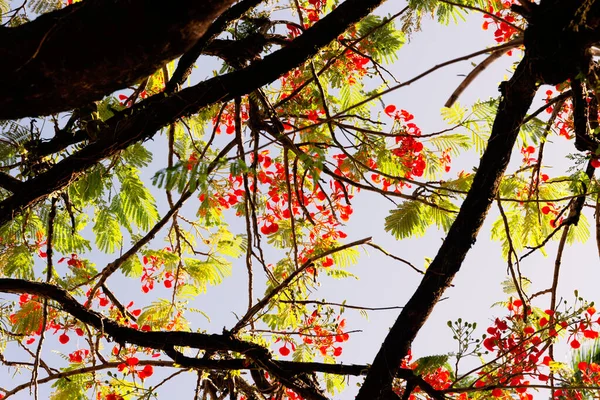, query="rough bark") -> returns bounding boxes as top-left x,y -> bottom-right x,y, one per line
356,57 -> 539,400
0,0 -> 386,228
0,0 -> 237,120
